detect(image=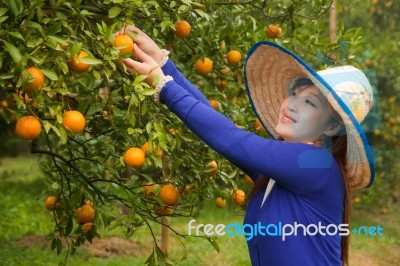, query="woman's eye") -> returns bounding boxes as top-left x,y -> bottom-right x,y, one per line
290,91 -> 297,96
305,99 -> 316,107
